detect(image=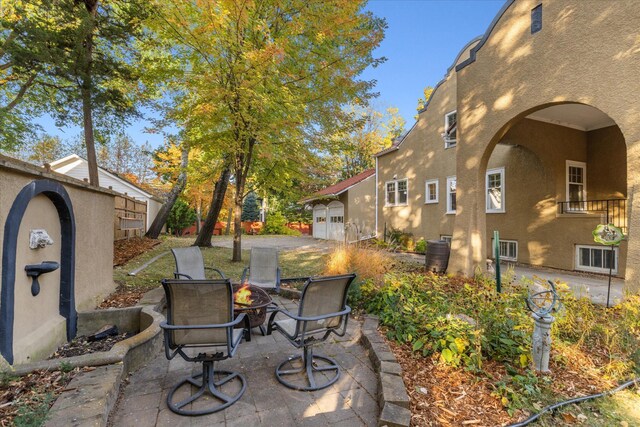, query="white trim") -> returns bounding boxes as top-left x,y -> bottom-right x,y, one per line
486,167 -> 505,213
446,176 -> 457,214
575,244 -> 618,274
425,179 -> 439,204
492,239 -> 518,262
384,178 -> 408,207
375,157 -> 378,236
444,110 -> 457,149
440,235 -> 452,244
566,160 -> 587,210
